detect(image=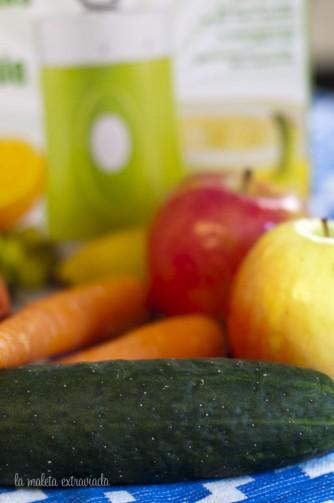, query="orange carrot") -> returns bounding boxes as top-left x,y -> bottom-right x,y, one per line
0,277 -> 147,368
58,315 -> 226,364
0,279 -> 10,322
